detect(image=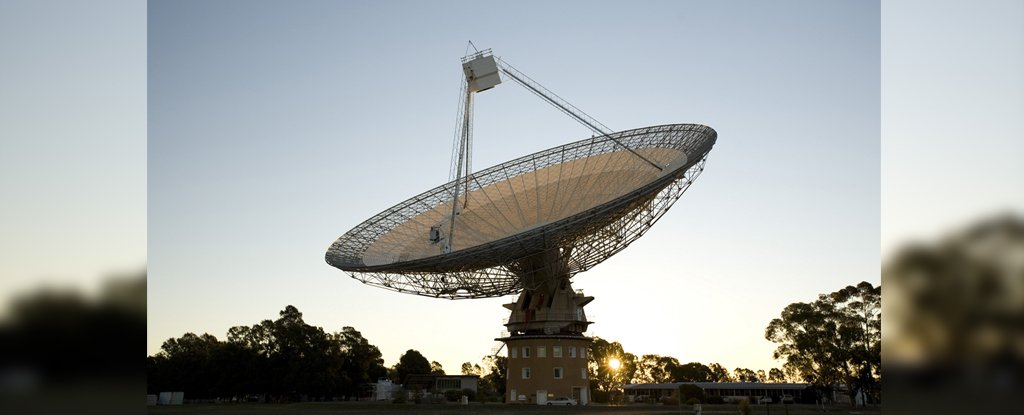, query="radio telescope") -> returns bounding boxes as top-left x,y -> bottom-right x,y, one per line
326,48 -> 716,404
